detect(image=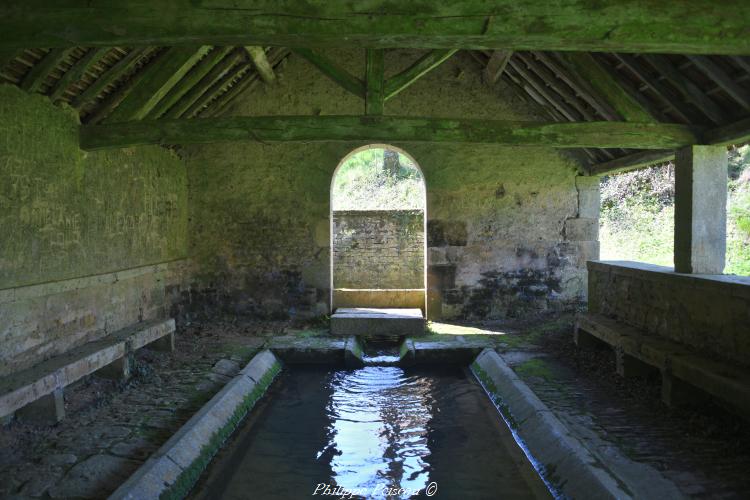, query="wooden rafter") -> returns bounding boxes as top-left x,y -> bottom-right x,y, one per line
293,48 -> 365,98
612,54 -> 702,124
383,49 -> 457,100
365,49 -> 384,115
244,46 -> 275,85
71,48 -> 147,110
79,116 -> 699,150
48,48 -> 109,102
20,48 -> 73,93
146,46 -> 234,119
163,49 -> 243,119
105,45 -> 210,122
589,150 -> 675,176
185,63 -> 250,118
687,55 -> 750,111
507,58 -> 581,121
2,1 -> 750,55
643,55 -> 725,125
558,53 -> 655,122
483,50 -> 512,85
